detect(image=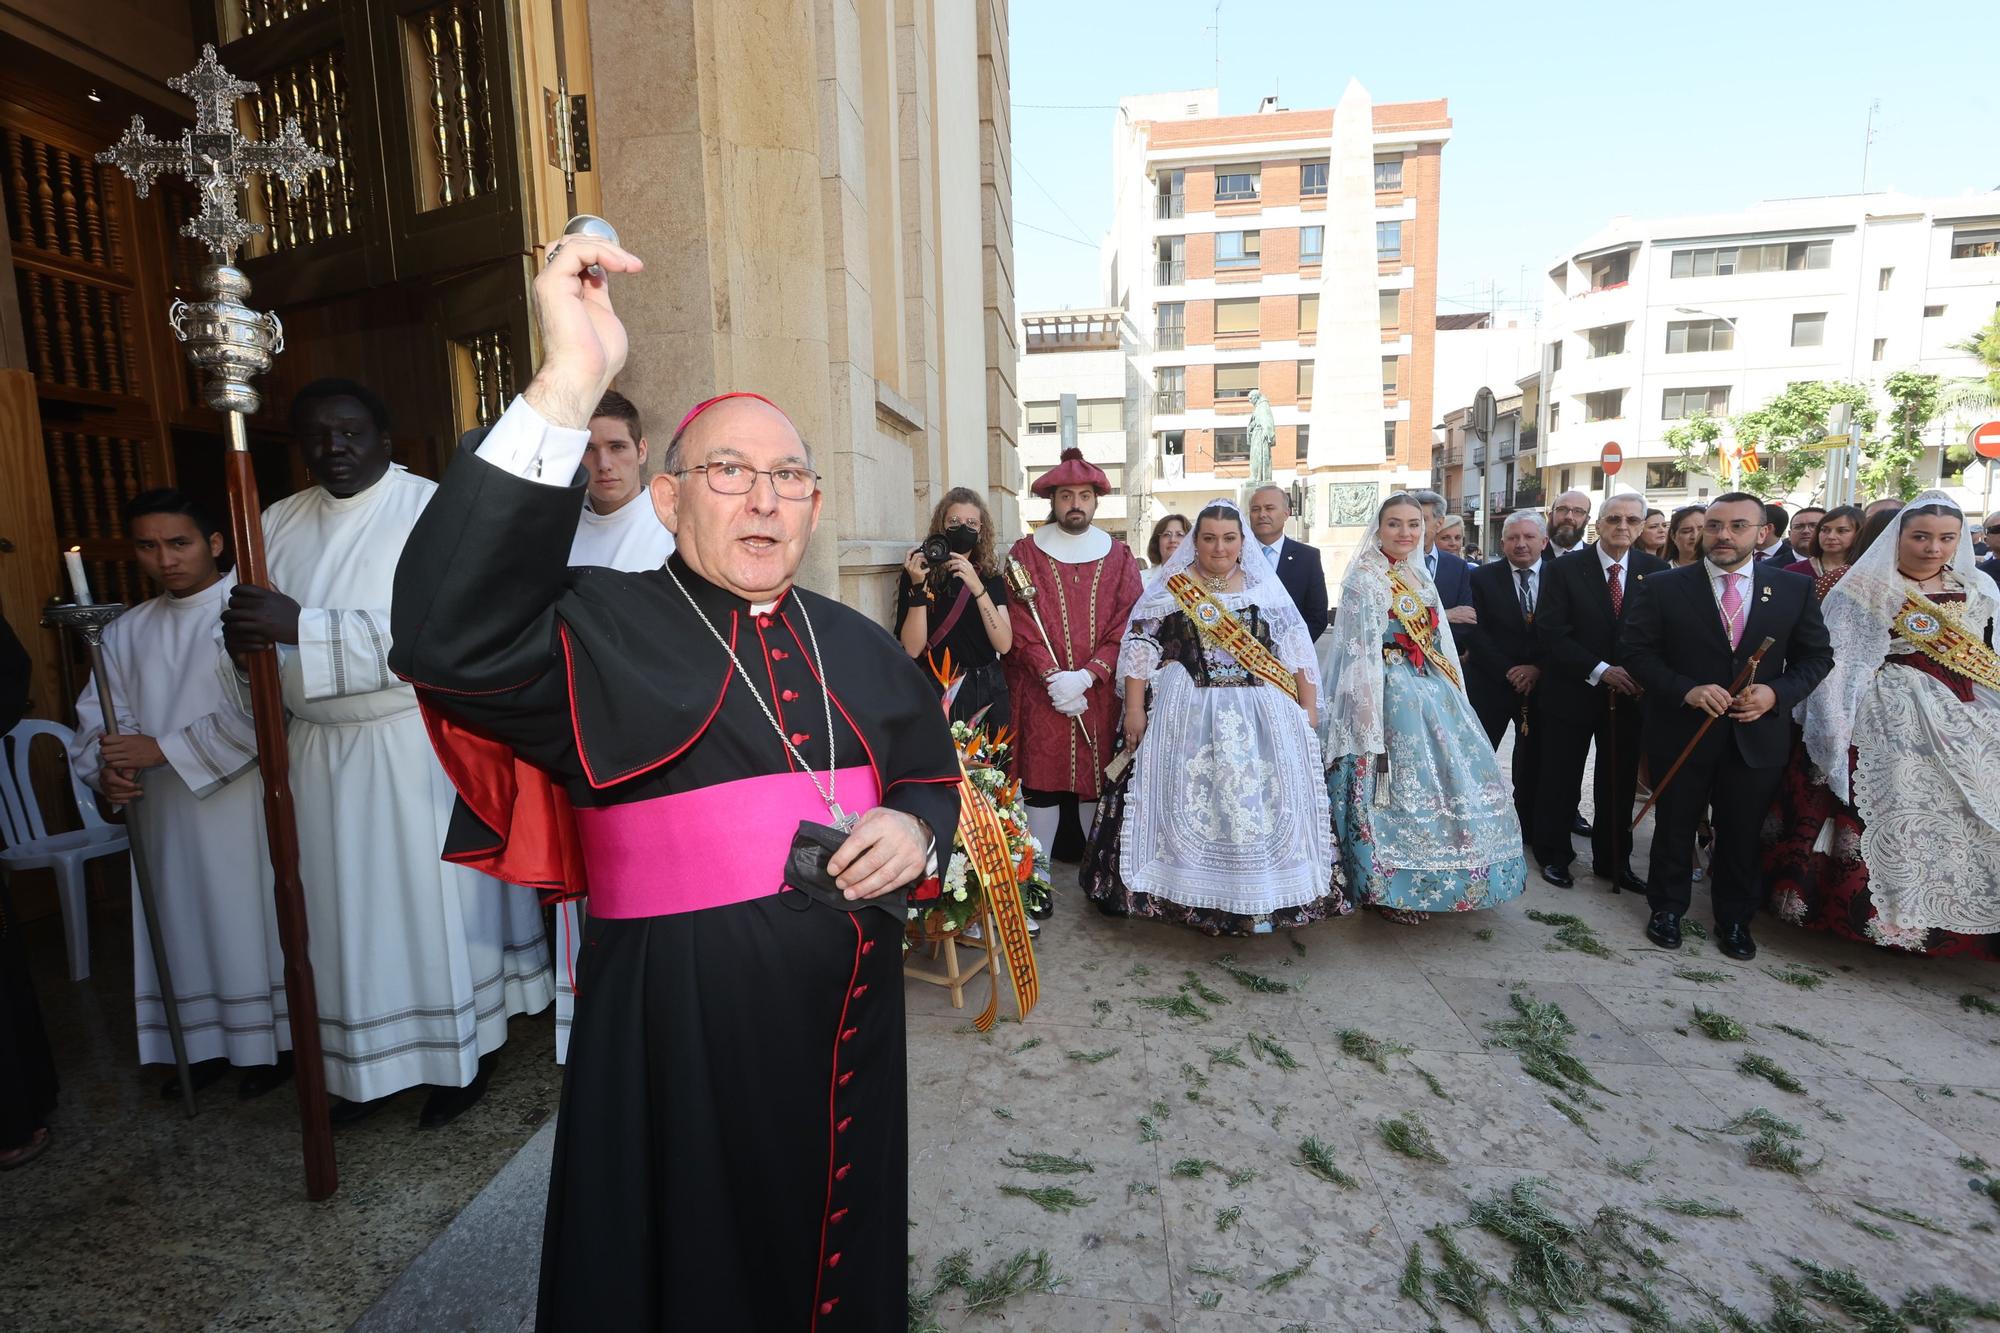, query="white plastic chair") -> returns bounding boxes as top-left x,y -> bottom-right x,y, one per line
0,719 -> 129,980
